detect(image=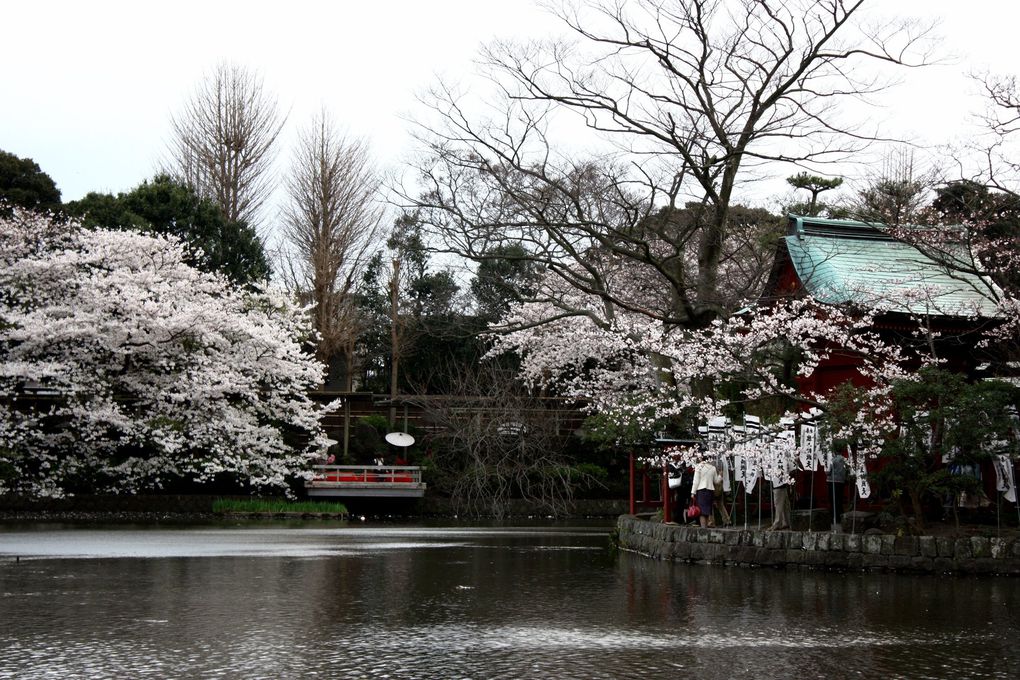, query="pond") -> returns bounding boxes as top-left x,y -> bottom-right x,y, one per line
1,520 -> 1017,679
